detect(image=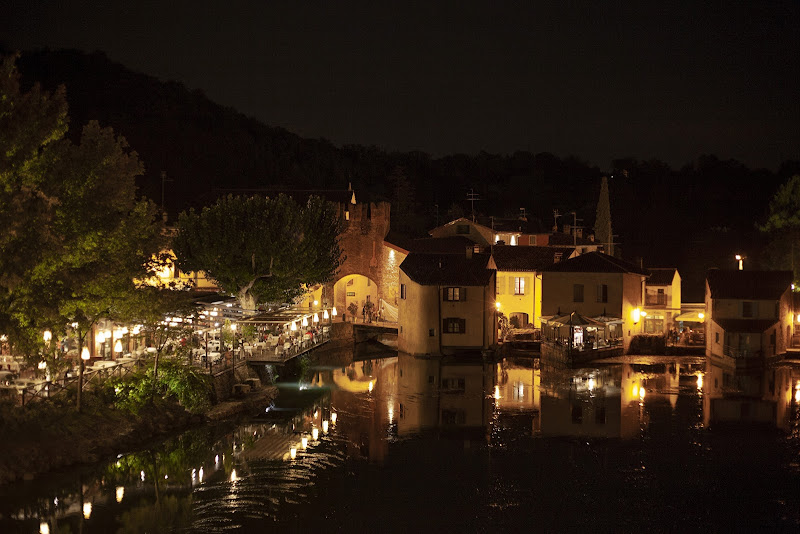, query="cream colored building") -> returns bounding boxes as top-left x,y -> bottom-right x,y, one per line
540,252 -> 649,351
397,251 -> 497,356
705,269 -> 794,366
